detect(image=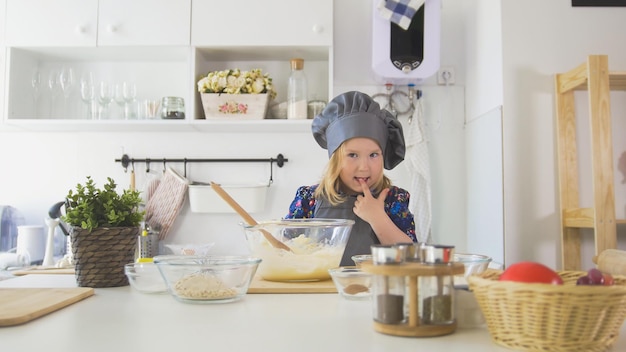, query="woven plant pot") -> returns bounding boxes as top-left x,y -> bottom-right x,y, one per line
69,226 -> 139,288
